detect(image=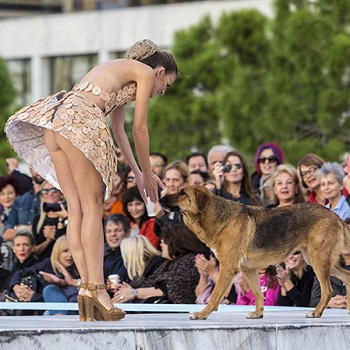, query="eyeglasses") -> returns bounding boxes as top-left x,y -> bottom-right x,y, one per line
41,188 -> 60,195
258,156 -> 278,164
126,176 -> 136,183
152,163 -> 165,168
300,166 -> 319,178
